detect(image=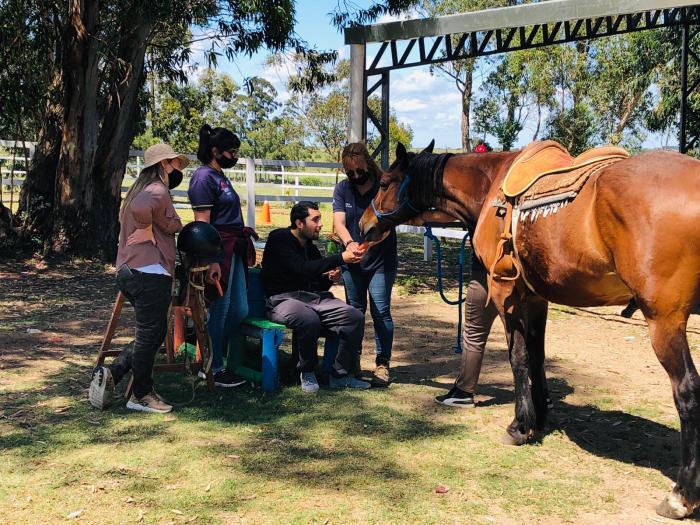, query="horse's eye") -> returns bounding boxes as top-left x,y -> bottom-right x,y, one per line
379,180 -> 389,190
